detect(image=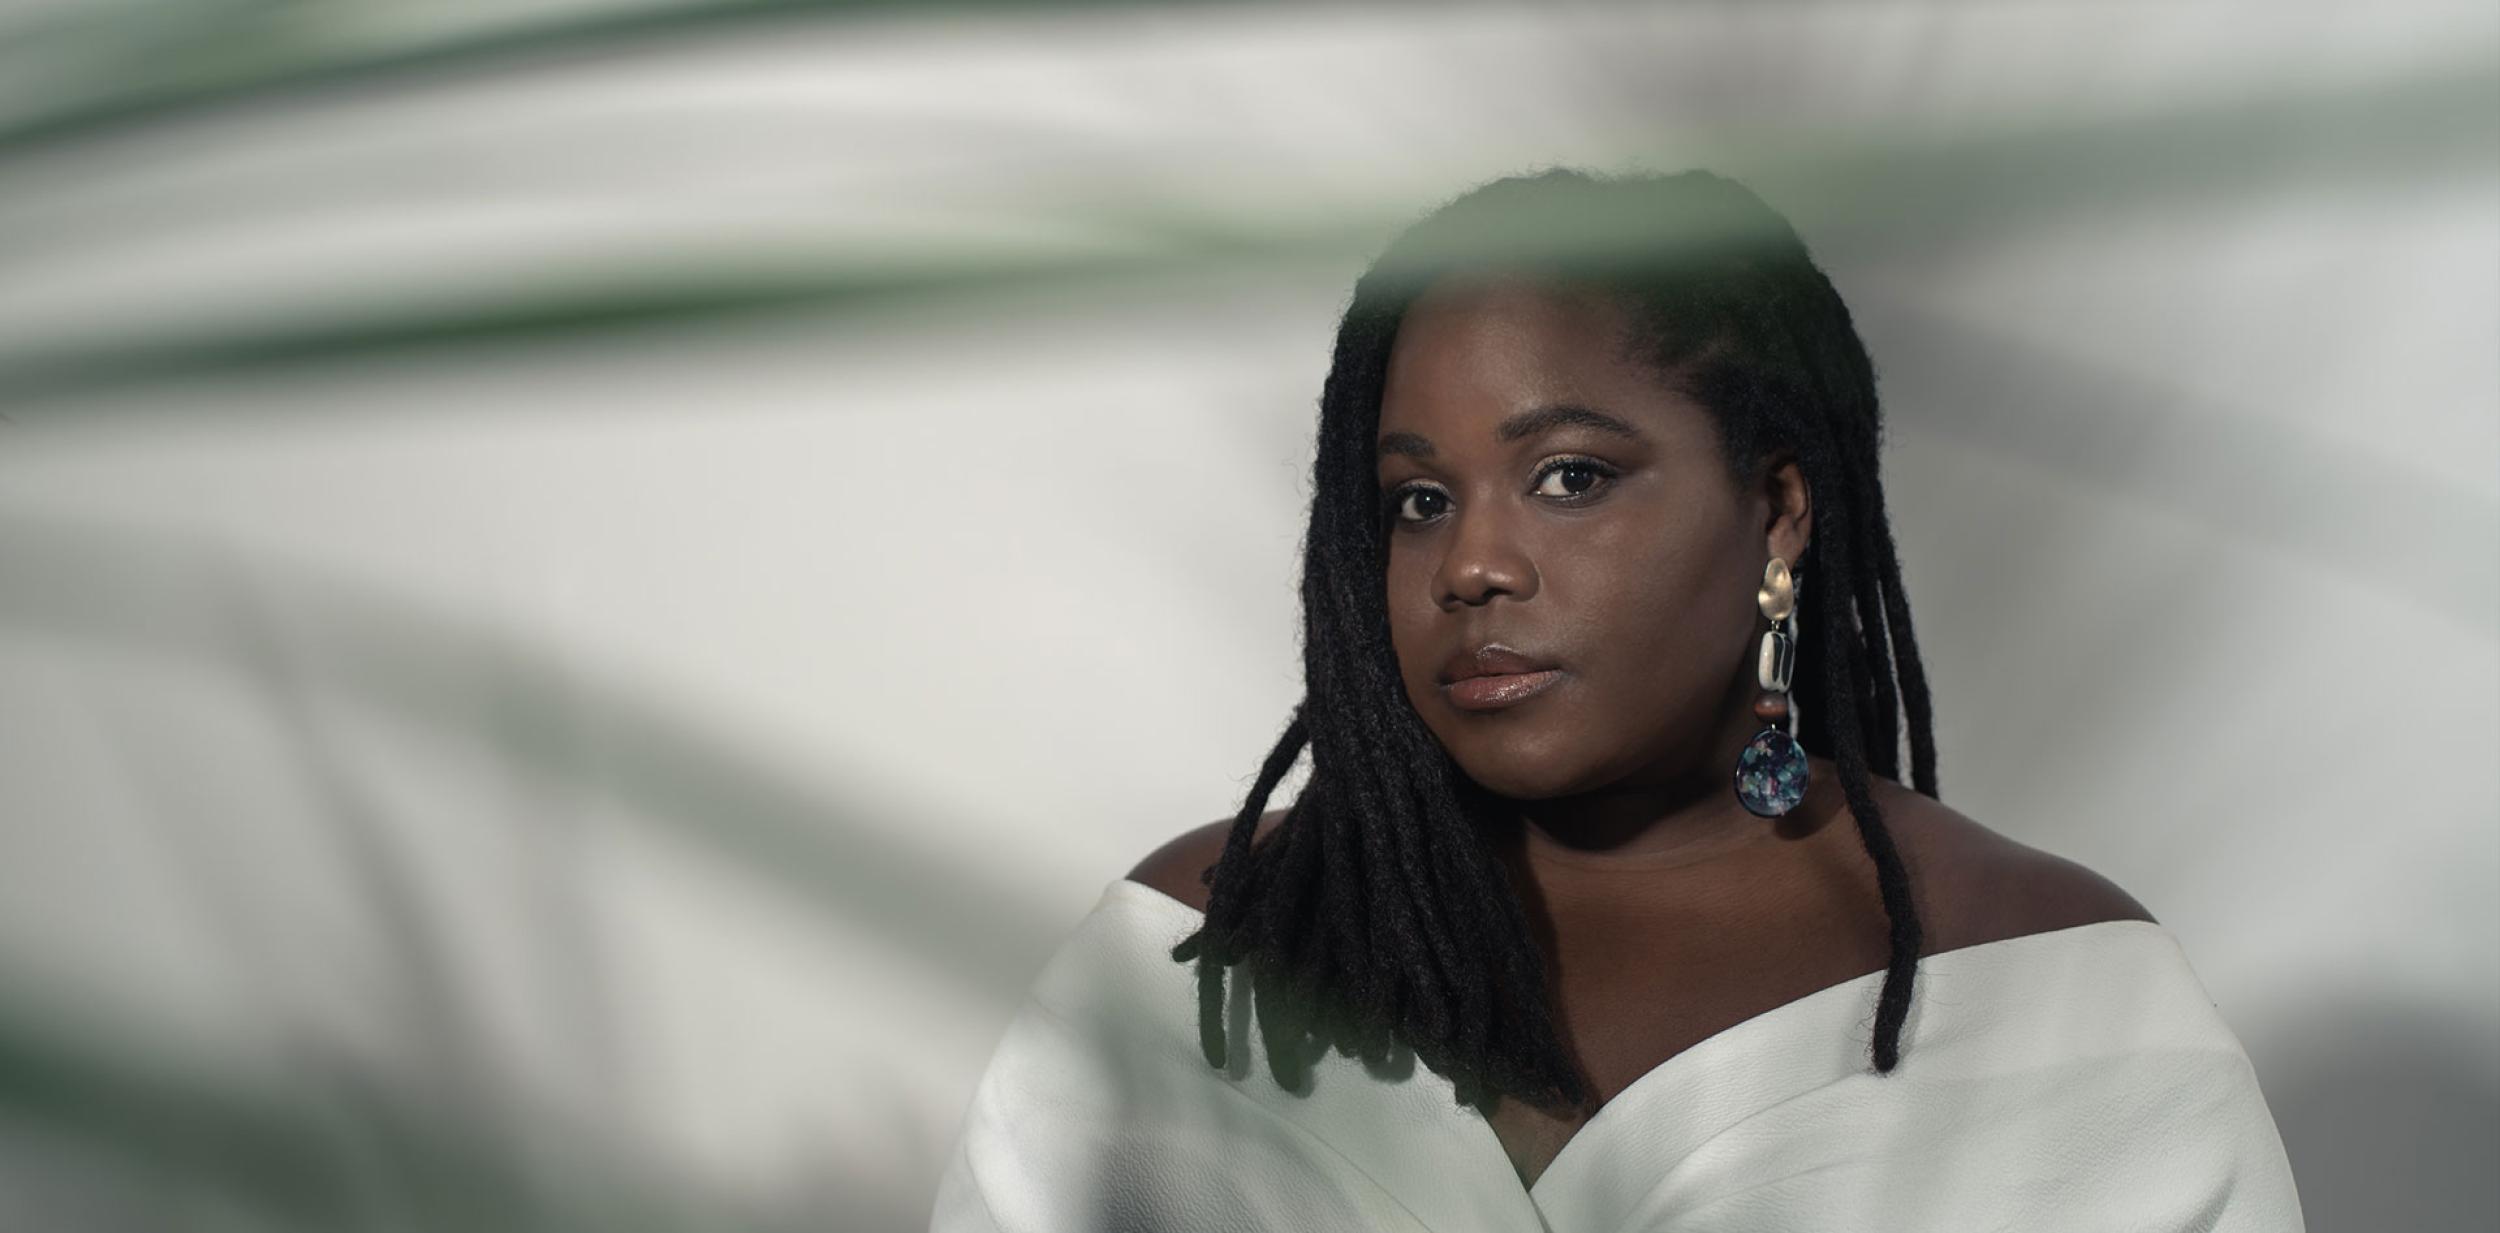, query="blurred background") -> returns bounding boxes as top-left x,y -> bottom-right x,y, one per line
0,1 -> 2492,1229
